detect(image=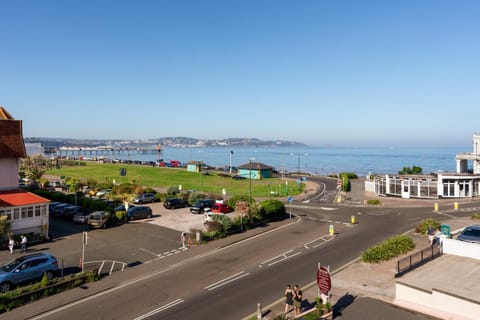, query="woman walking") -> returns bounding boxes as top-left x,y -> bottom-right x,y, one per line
293,284 -> 303,316
284,284 -> 294,314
